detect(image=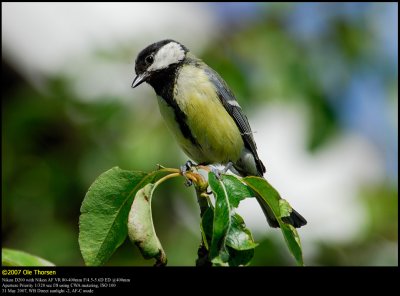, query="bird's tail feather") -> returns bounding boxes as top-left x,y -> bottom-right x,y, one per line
232,160 -> 306,228
255,194 -> 307,229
